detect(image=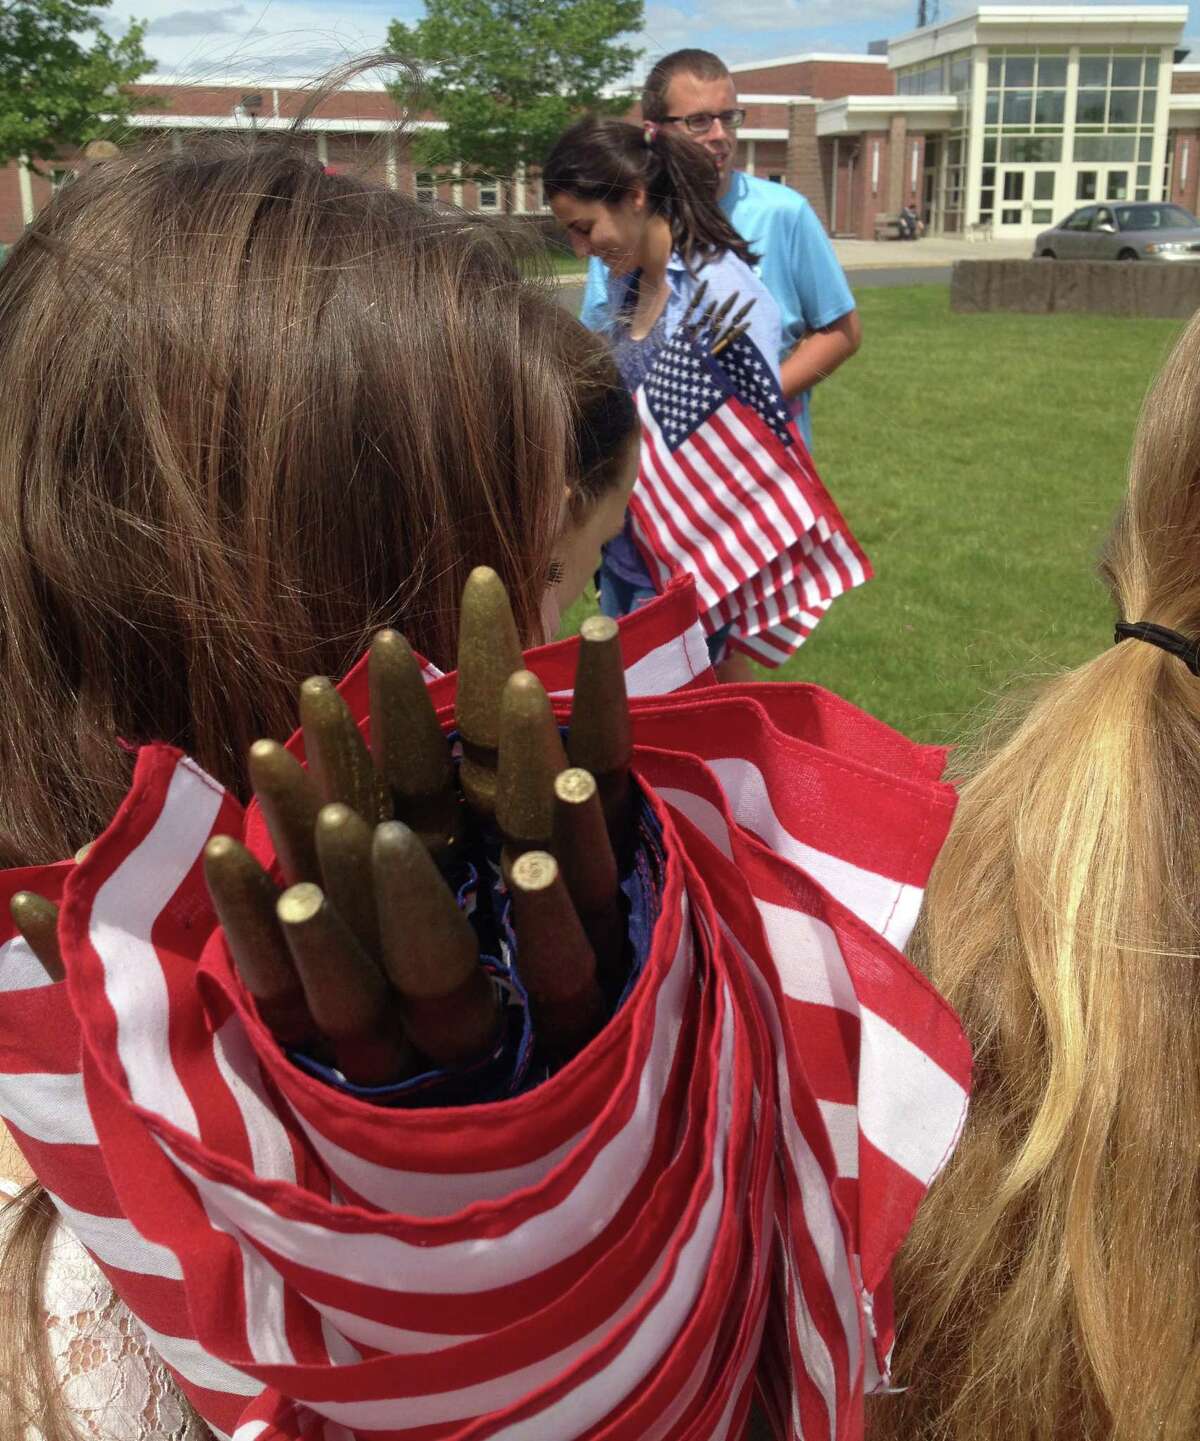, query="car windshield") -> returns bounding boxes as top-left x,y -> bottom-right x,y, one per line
1115,204 -> 1198,231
